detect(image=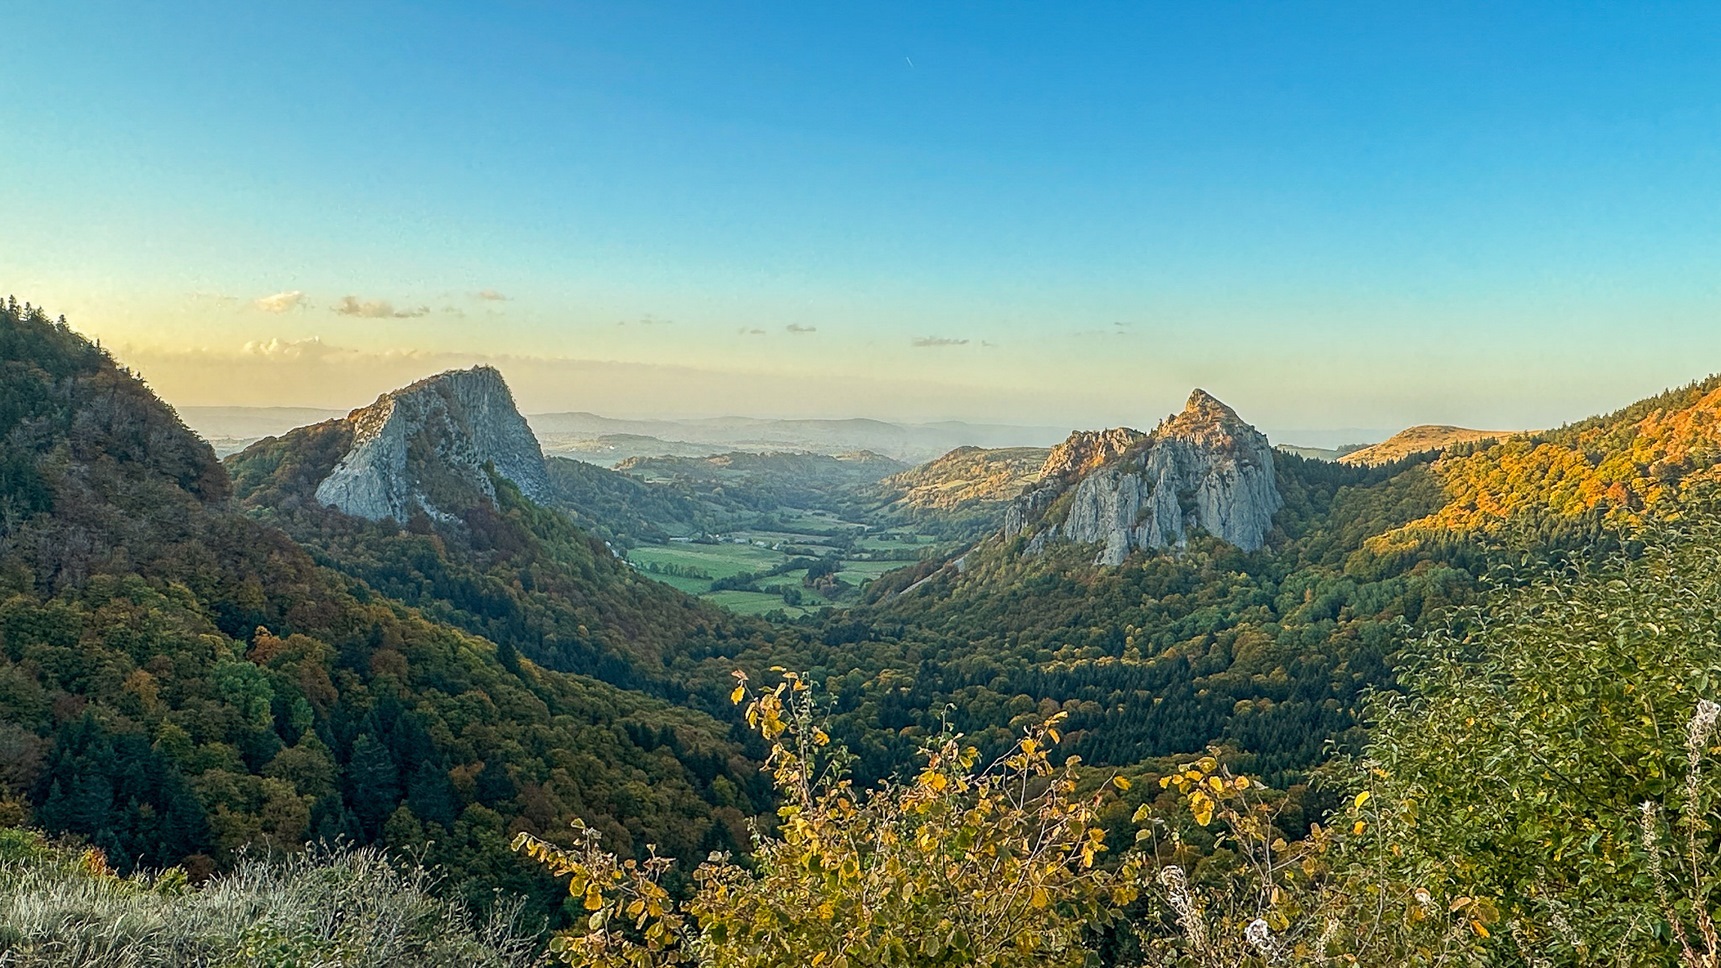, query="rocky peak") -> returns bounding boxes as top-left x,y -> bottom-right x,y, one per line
1003,389 -> 1280,565
1039,428 -> 1149,482
1159,389 -> 1256,450
314,366 -> 548,522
